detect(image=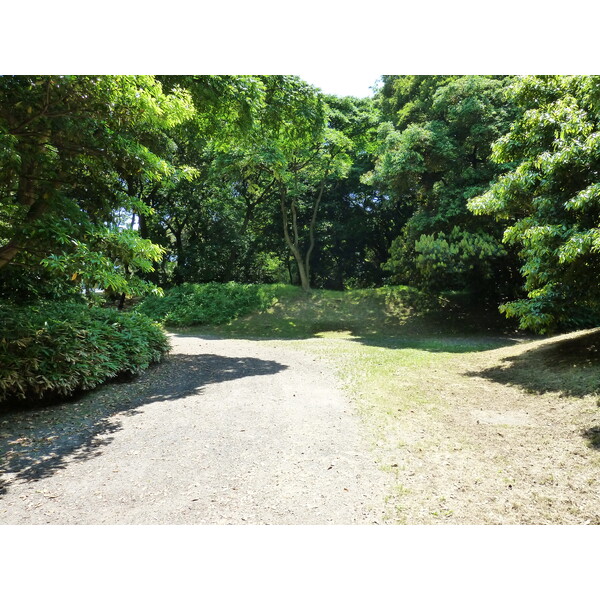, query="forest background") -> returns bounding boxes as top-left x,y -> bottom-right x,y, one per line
3,74 -> 600,331
3,72 -> 600,415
